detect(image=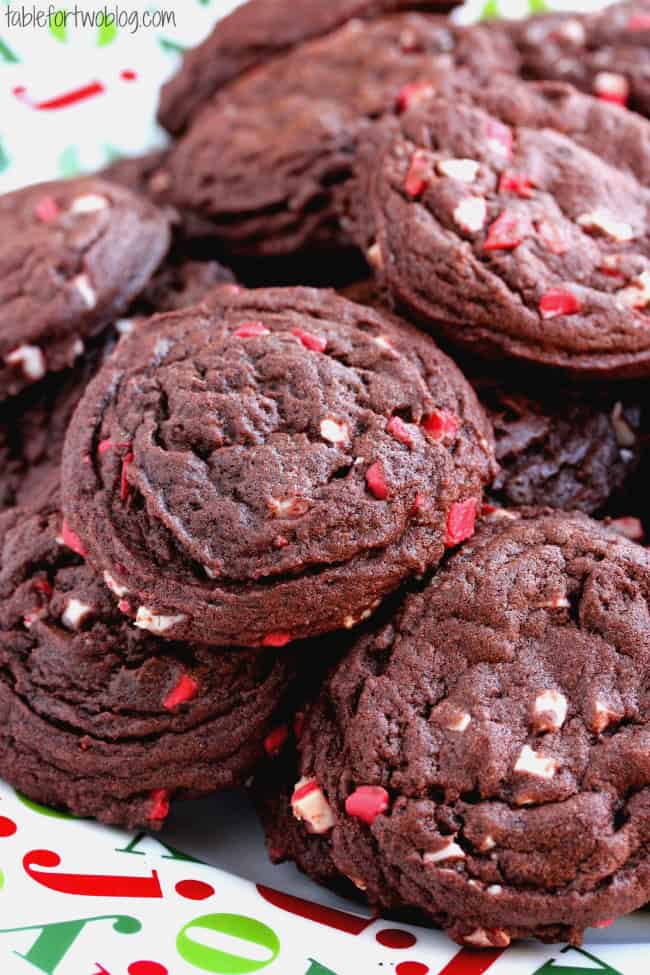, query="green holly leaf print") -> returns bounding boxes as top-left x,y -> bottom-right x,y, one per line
528,0 -> 549,12
0,138 -> 9,174
58,145 -> 82,180
159,36 -> 187,54
479,0 -> 499,20
49,9 -> 67,43
0,36 -> 18,63
98,19 -> 118,46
